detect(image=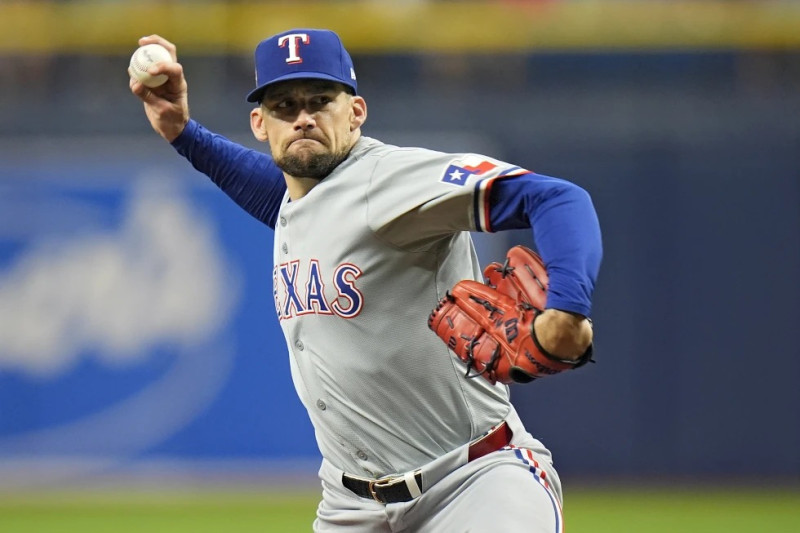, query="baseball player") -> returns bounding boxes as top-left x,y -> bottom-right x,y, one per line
129,29 -> 602,532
